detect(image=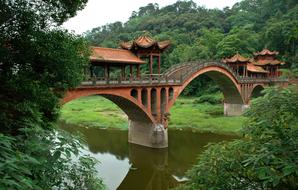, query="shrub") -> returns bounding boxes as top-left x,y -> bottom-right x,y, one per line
194,94 -> 223,105
178,87 -> 298,190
